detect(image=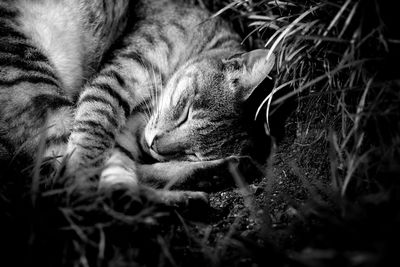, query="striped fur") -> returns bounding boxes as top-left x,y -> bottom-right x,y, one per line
67,0 -> 275,188
0,0 -> 274,198
0,0 -> 129,164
